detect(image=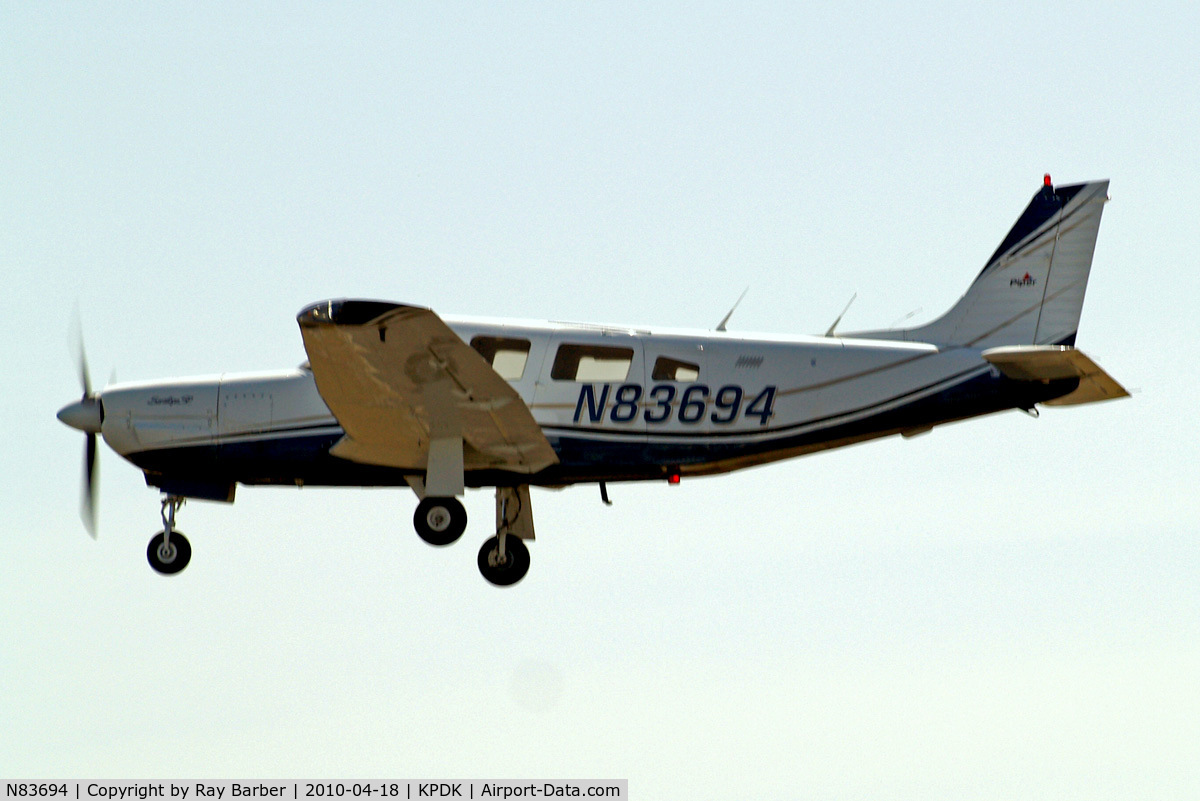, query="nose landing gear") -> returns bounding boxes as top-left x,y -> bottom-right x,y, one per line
147,496 -> 191,575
